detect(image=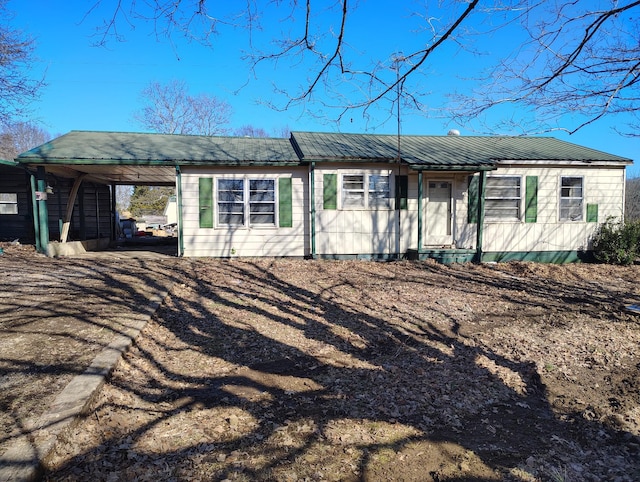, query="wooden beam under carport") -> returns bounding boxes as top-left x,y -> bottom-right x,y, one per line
60,174 -> 87,243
